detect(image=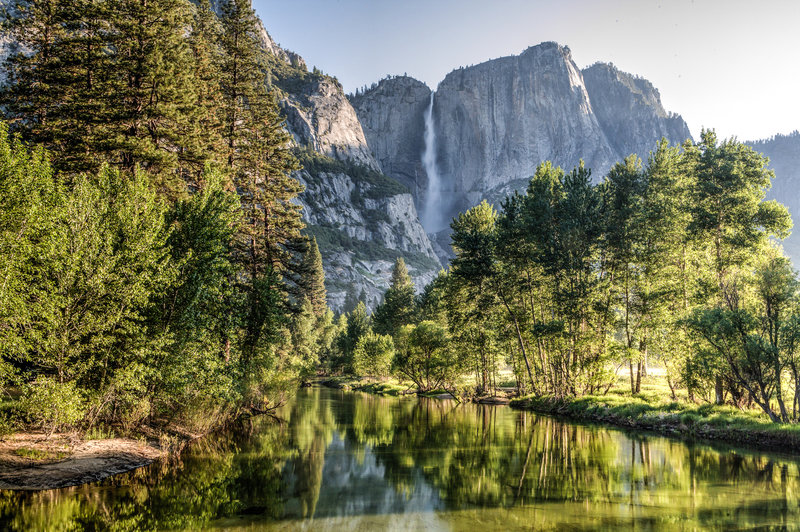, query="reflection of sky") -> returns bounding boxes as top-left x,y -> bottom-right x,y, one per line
282,431 -> 448,531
